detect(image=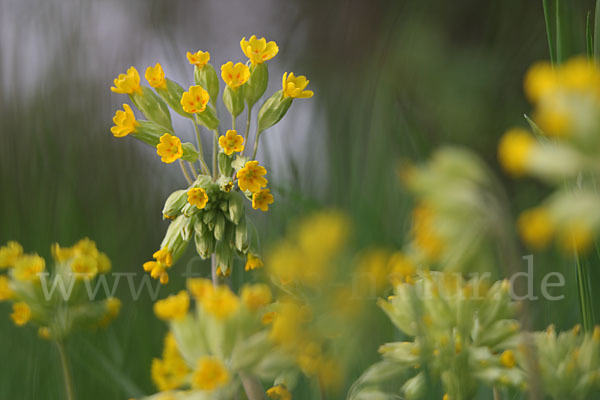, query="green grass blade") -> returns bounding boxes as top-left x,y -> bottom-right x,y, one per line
587,11 -> 594,60
542,0 -> 557,64
595,0 -> 600,60
555,0 -> 569,64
